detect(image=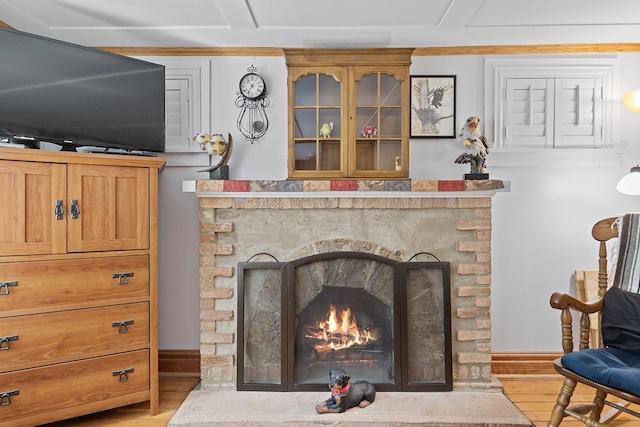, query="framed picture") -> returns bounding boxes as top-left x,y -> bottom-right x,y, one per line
410,75 -> 456,138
